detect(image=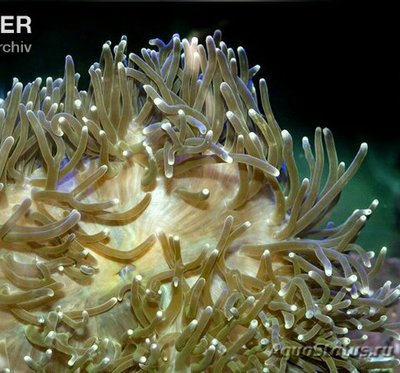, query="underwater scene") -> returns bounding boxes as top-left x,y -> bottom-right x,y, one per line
0,1 -> 399,372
